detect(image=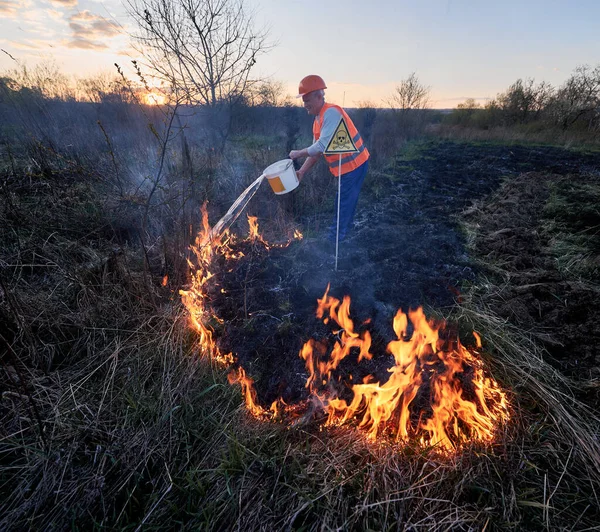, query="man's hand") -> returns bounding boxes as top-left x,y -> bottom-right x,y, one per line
294,153 -> 318,183
289,149 -> 305,160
